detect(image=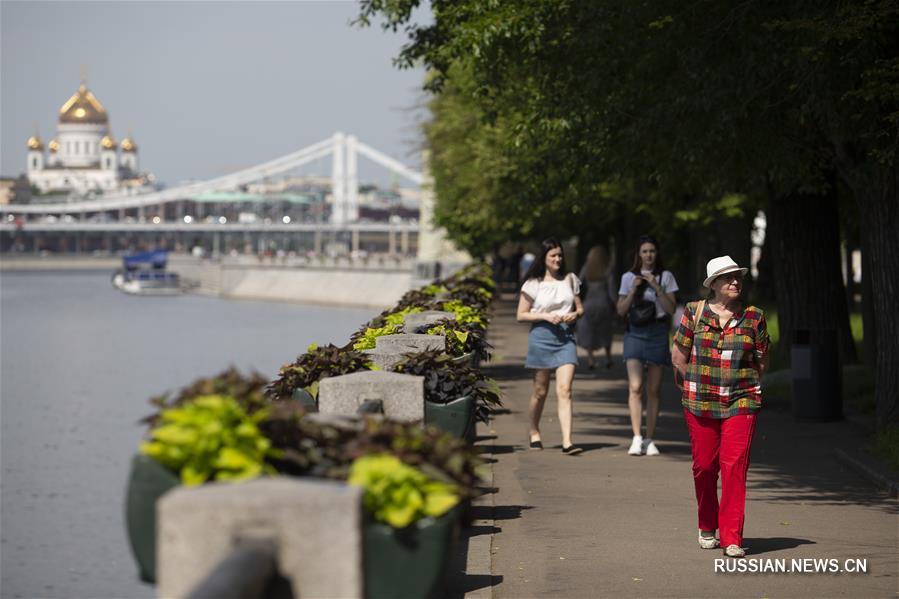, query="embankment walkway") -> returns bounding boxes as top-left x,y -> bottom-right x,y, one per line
467,295 -> 896,598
